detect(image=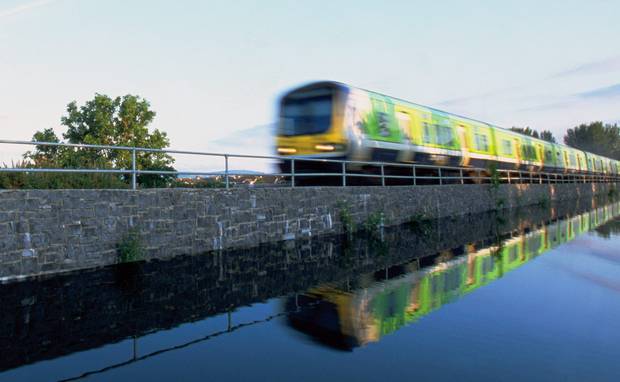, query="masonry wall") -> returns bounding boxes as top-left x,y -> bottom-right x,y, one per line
0,183 -> 617,280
